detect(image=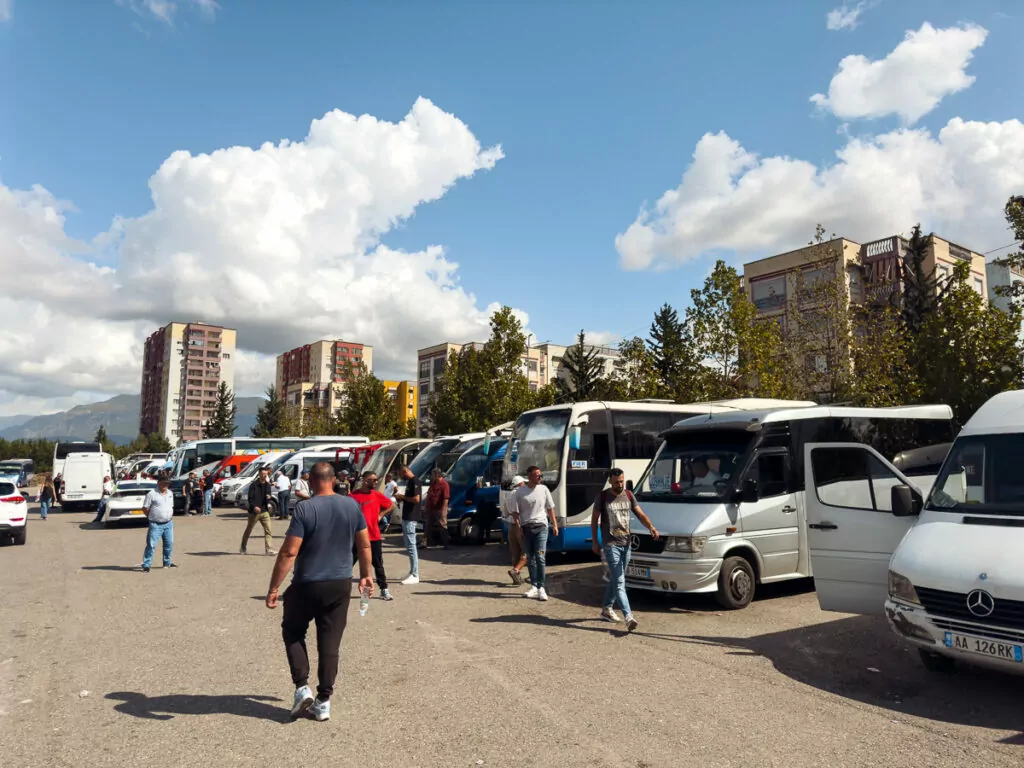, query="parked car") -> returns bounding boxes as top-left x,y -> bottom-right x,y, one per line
103,480 -> 158,526
0,481 -> 27,544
